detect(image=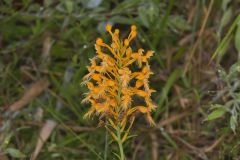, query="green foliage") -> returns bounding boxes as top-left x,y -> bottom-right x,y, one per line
1,0 -> 240,159
234,23 -> 240,52
5,148 -> 26,158
209,62 -> 240,133
206,105 -> 227,121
